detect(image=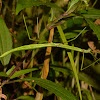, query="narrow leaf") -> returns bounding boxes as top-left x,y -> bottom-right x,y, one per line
50,65 -> 100,90
79,9 -> 100,19
10,68 -> 38,79
68,52 -> 82,100
67,0 -> 80,14
82,0 -> 89,6
79,72 -> 100,90
0,72 -> 9,77
0,16 -> 12,66
17,95 -> 35,100
0,43 -> 90,58
50,66 -> 100,90
85,18 -> 100,40
51,66 -> 73,75
16,0 -> 64,15
6,65 -> 15,76
17,77 -> 78,100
